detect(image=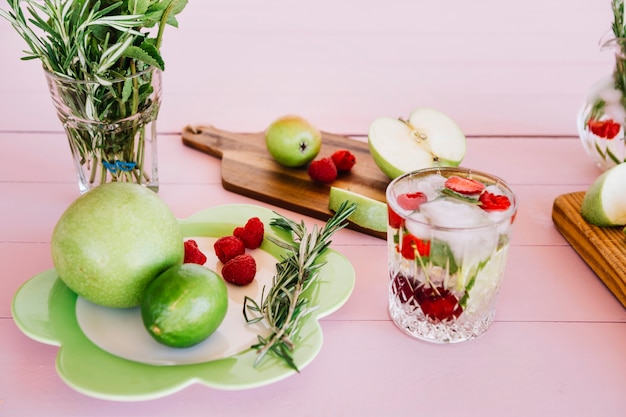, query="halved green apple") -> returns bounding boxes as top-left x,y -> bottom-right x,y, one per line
581,163 -> 626,226
329,187 -> 387,233
368,107 -> 466,179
